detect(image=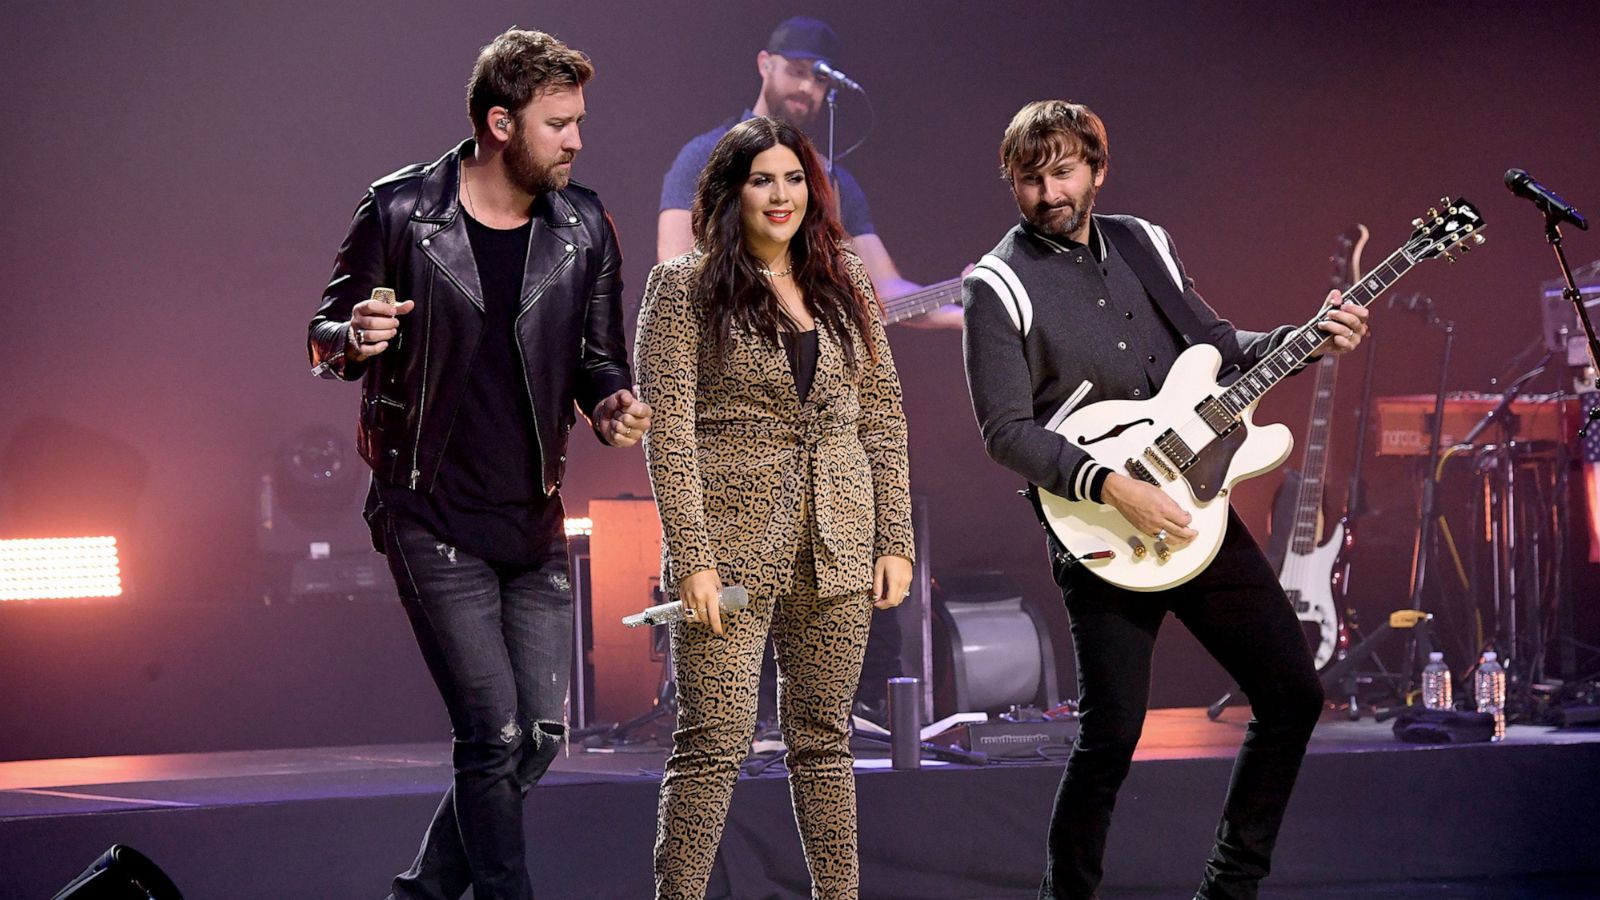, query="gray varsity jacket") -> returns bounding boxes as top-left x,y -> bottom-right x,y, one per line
962,213 -> 1298,505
